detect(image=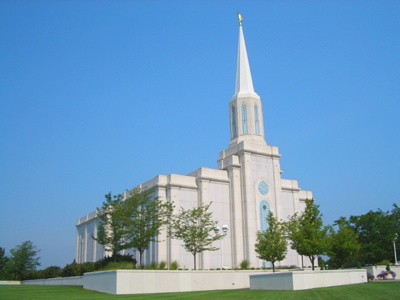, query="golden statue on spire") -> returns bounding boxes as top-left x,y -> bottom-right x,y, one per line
237,10 -> 243,26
